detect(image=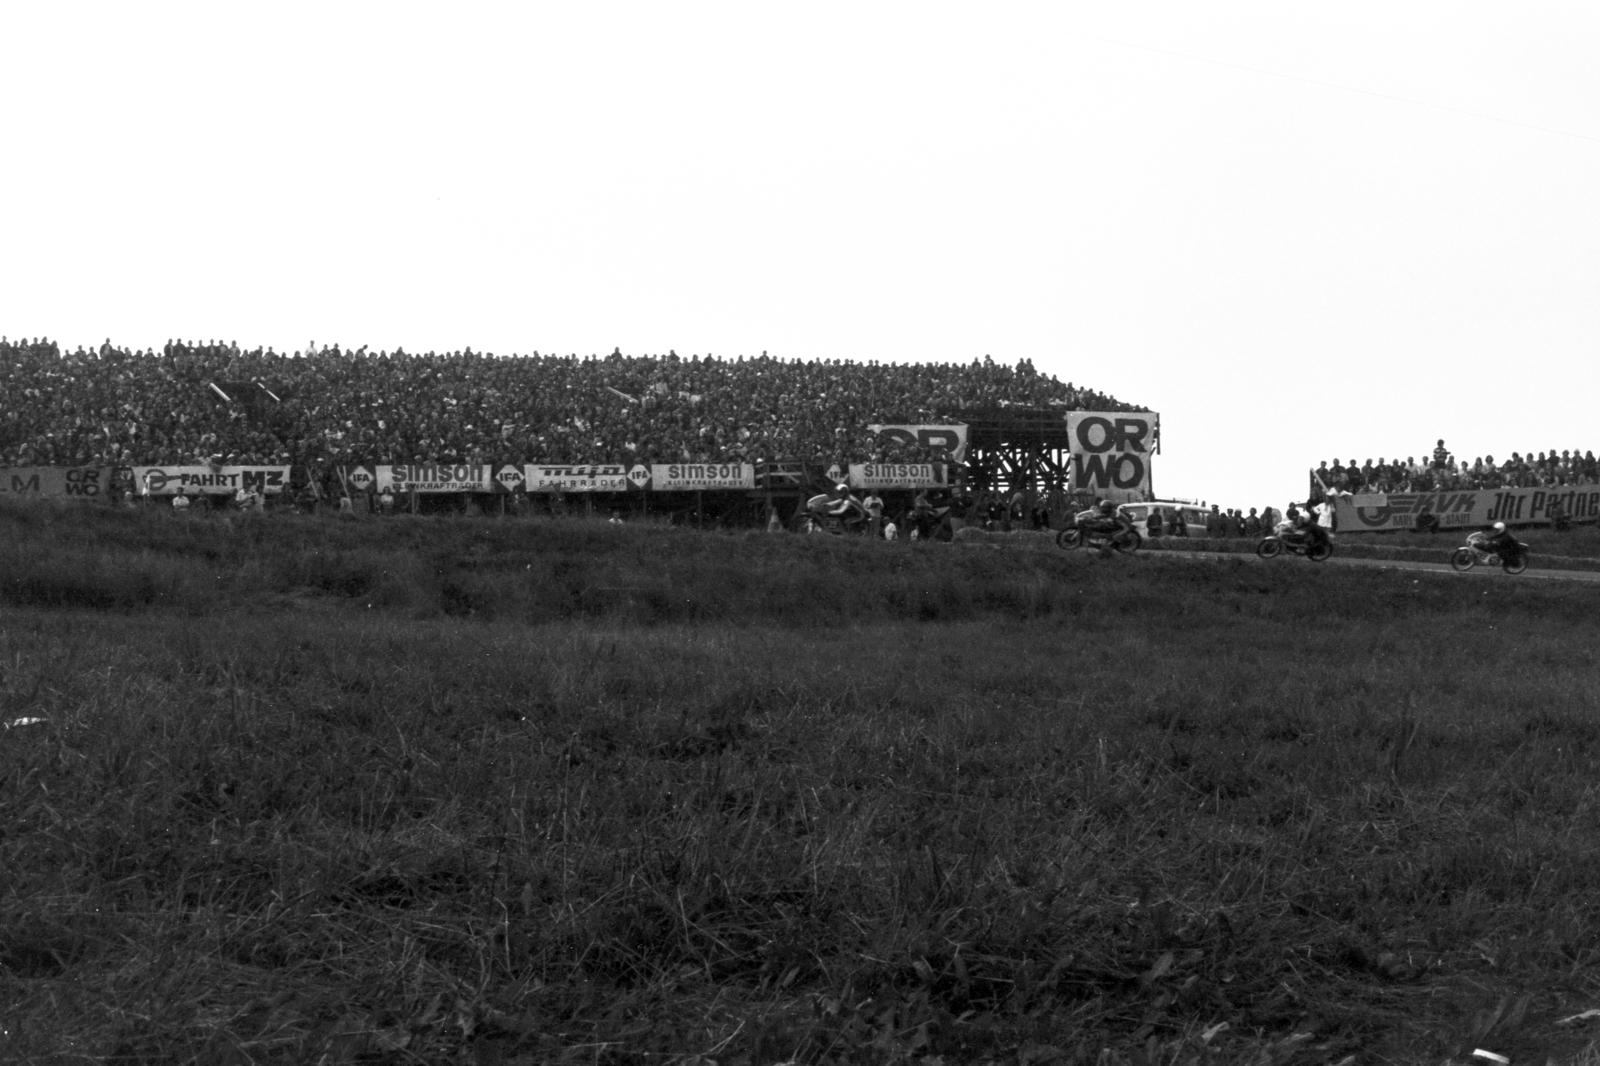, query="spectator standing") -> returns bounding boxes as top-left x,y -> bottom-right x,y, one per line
883,518 -> 899,541
379,487 -> 396,515
171,489 -> 190,512
338,494 -> 354,516
1243,508 -> 1262,536
1205,505 -> 1222,538
1432,439 -> 1452,470
863,490 -> 885,538
1146,508 -> 1164,539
